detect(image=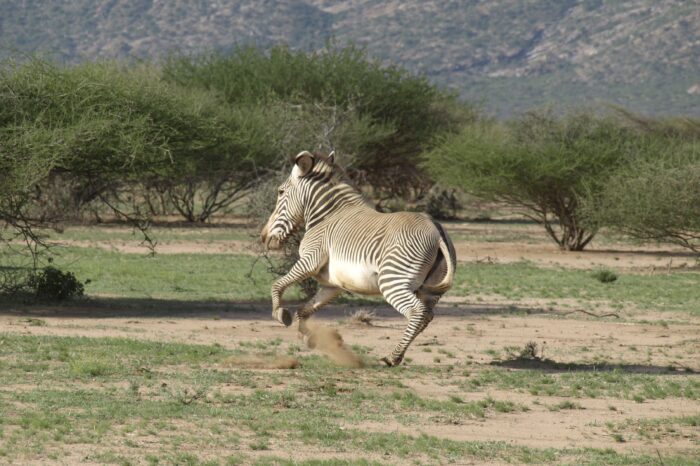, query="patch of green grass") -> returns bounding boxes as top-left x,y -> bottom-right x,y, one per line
40,225 -> 254,243
251,458 -> 385,466
1,334 -> 698,465
86,450 -> 135,465
548,400 -> 584,411
455,262 -> 700,314
249,439 -> 270,451
460,368 -> 700,400
69,358 -> 116,377
437,348 -> 456,358
40,247 -> 289,301
0,334 -> 231,385
390,391 -> 522,418
607,415 -> 700,443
